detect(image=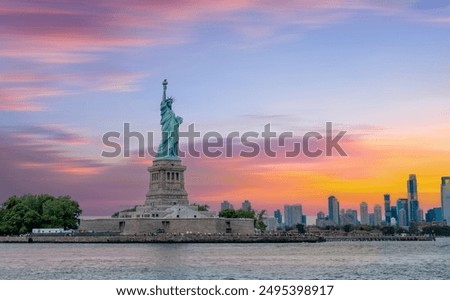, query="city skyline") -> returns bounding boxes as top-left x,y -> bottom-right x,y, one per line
217,174 -> 448,227
1,1 -> 450,215
220,173 -> 447,223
